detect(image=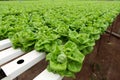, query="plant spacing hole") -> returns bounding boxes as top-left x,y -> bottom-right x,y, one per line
17,59 -> 24,64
